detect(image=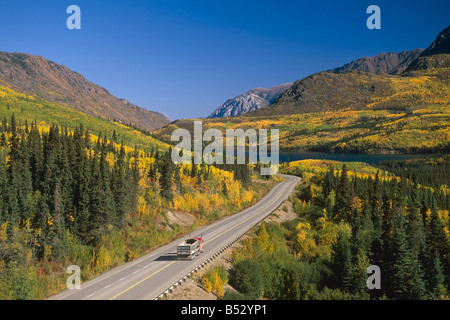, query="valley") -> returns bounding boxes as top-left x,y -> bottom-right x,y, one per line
0,18 -> 448,302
